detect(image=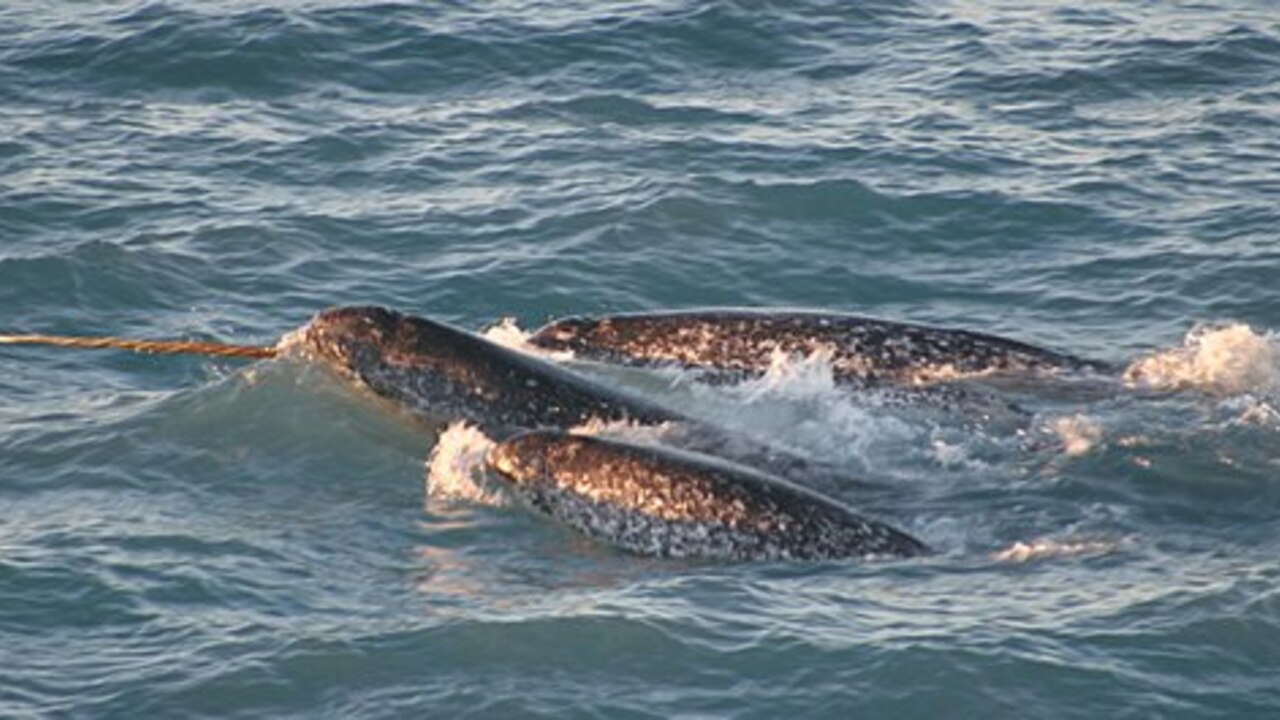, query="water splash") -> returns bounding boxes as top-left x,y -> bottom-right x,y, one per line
688,352 -> 911,465
568,417 -> 679,445
1045,414 -> 1104,457
1124,323 -> 1279,395
481,317 -> 575,361
273,324 -> 312,358
424,420 -> 681,508
1225,396 -> 1280,428
661,349 -> 1020,483
425,422 -> 506,506
743,348 -> 838,401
